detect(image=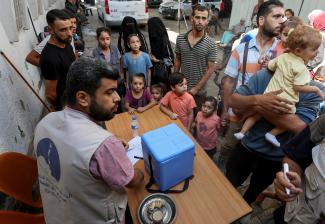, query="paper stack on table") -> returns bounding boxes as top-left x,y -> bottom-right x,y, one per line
127,136 -> 143,165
